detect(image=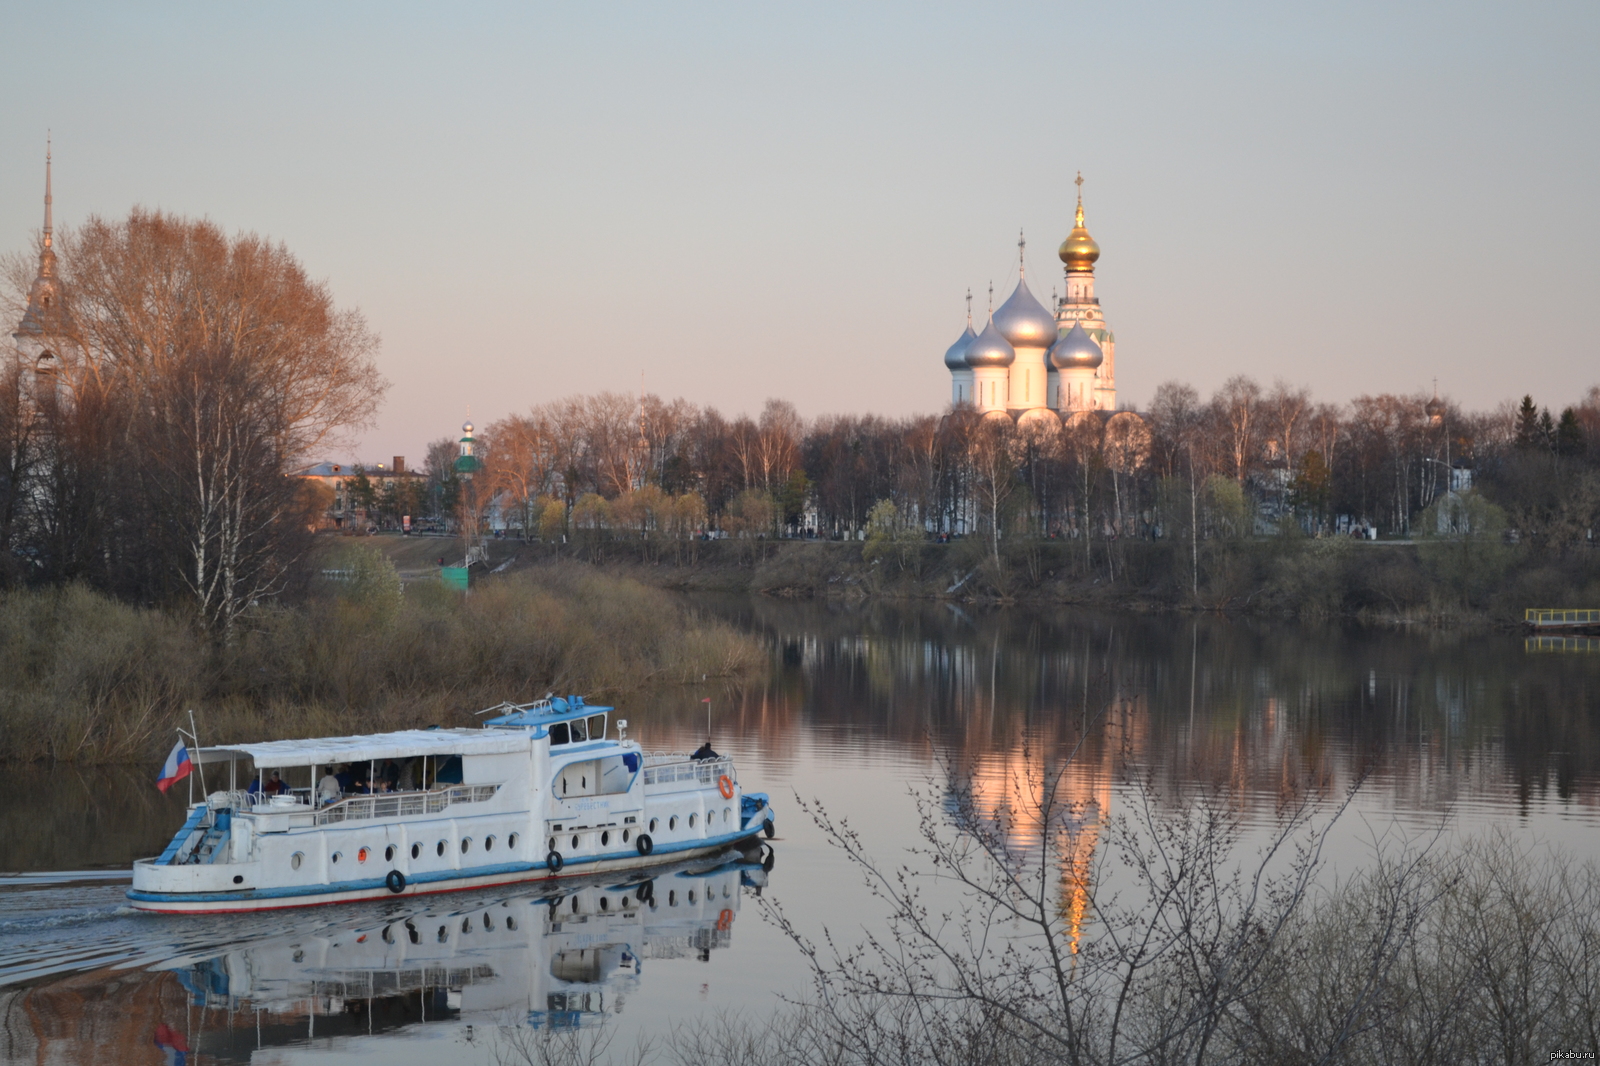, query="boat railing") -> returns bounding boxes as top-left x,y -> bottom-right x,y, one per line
314,783 -> 502,826
641,756 -> 733,791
